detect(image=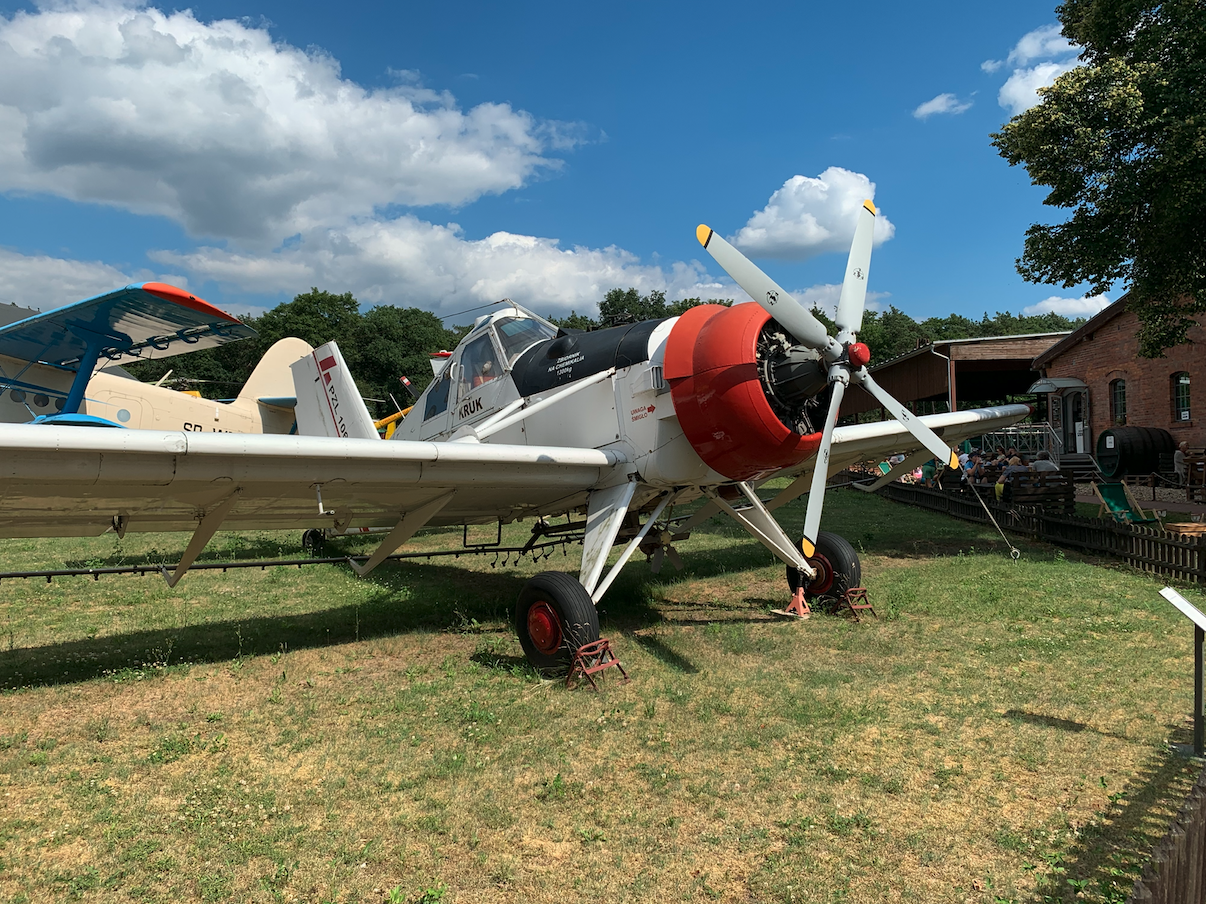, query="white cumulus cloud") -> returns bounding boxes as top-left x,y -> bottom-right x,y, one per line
1022,293 -> 1111,318
999,59 -> 1081,115
0,247 -> 161,311
913,93 -> 973,119
0,1 -> 577,243
1007,23 -> 1078,66
993,24 -> 1082,116
728,168 -> 895,261
150,216 -> 739,317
